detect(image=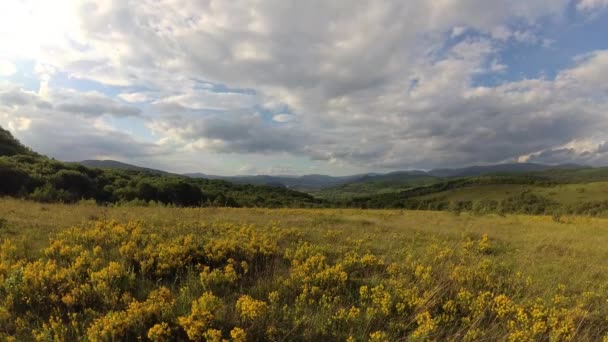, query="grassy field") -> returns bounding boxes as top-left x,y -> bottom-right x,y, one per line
412,181 -> 608,205
312,176 -> 441,200
2,198 -> 608,340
